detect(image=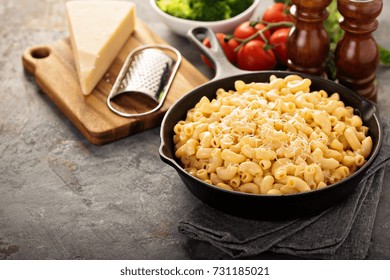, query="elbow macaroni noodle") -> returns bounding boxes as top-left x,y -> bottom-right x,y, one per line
173,75 -> 373,195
